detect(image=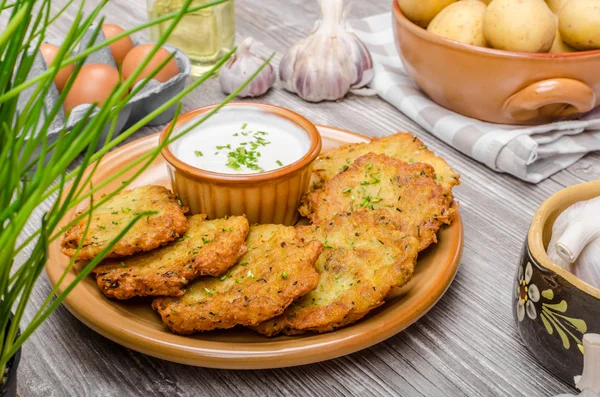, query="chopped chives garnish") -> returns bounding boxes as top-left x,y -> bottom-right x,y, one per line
360,196 -> 371,208
194,150 -> 203,157
211,128 -> 276,173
